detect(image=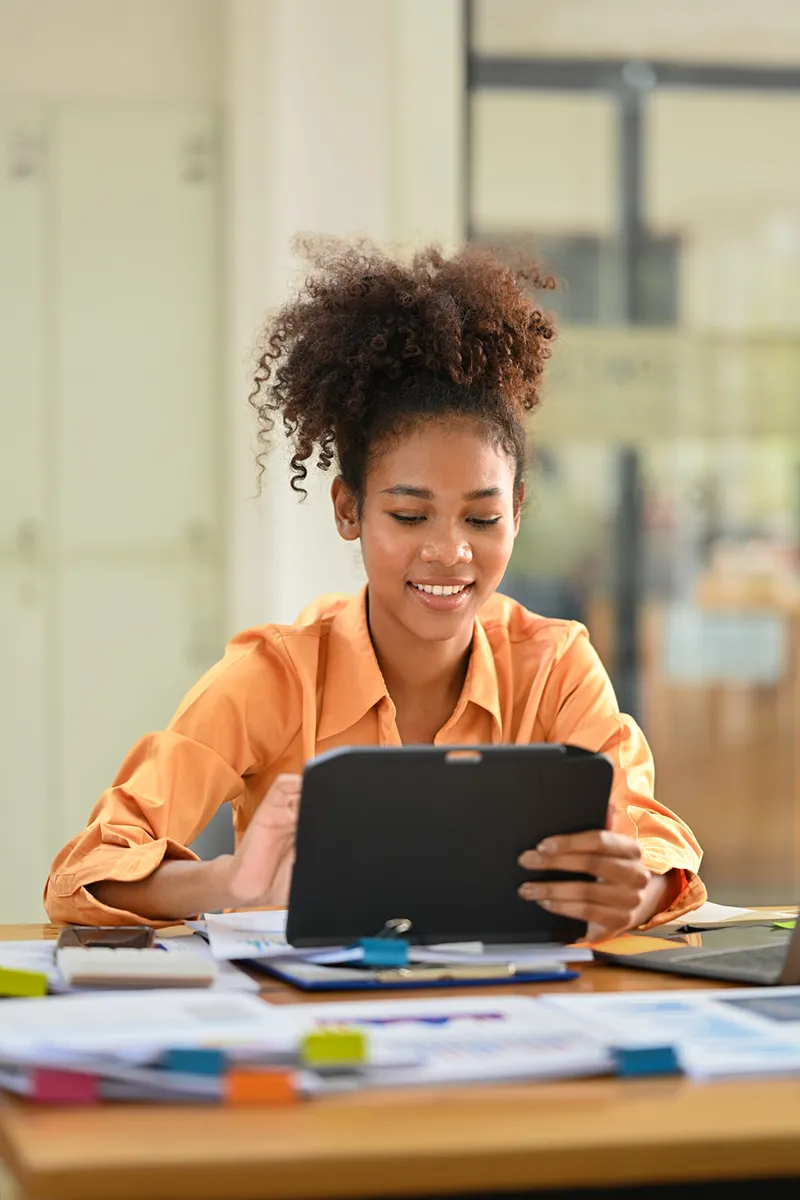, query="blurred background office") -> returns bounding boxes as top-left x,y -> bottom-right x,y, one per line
1,0 -> 798,921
